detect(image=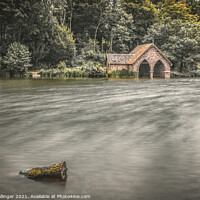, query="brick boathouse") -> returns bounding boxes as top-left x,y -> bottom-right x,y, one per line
106,43 -> 172,78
